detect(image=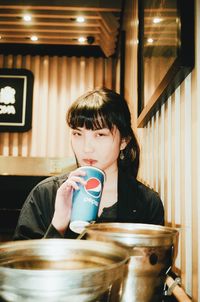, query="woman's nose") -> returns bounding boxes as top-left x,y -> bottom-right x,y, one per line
83,136 -> 94,152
